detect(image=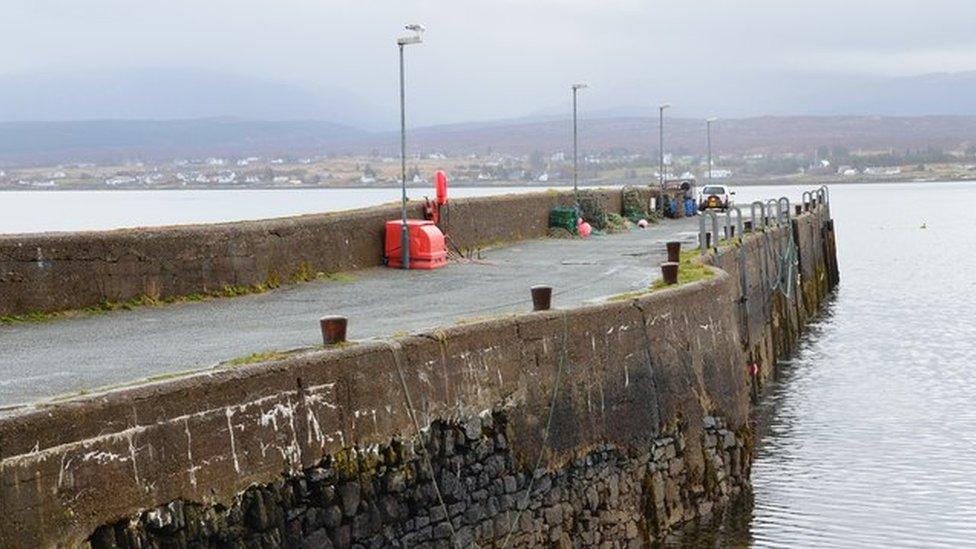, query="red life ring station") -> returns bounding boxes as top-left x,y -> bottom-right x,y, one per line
384,172 -> 448,269
384,220 -> 446,269
436,170 -> 448,206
